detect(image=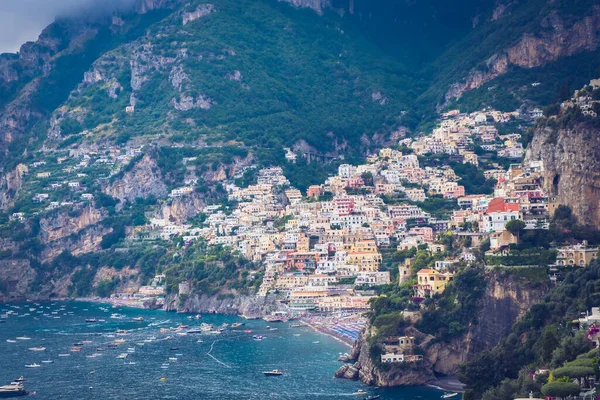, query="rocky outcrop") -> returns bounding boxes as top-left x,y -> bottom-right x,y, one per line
470,270 -> 547,351
40,224 -> 108,262
337,271 -> 547,387
182,4 -> 215,25
104,154 -> 167,204
347,327 -> 434,387
164,292 -> 287,316
0,163 -> 28,209
161,194 -> 205,224
170,94 -> 214,111
446,7 -> 600,102
0,259 -> 36,301
278,0 -> 331,15
525,120 -> 600,228
39,205 -> 104,243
